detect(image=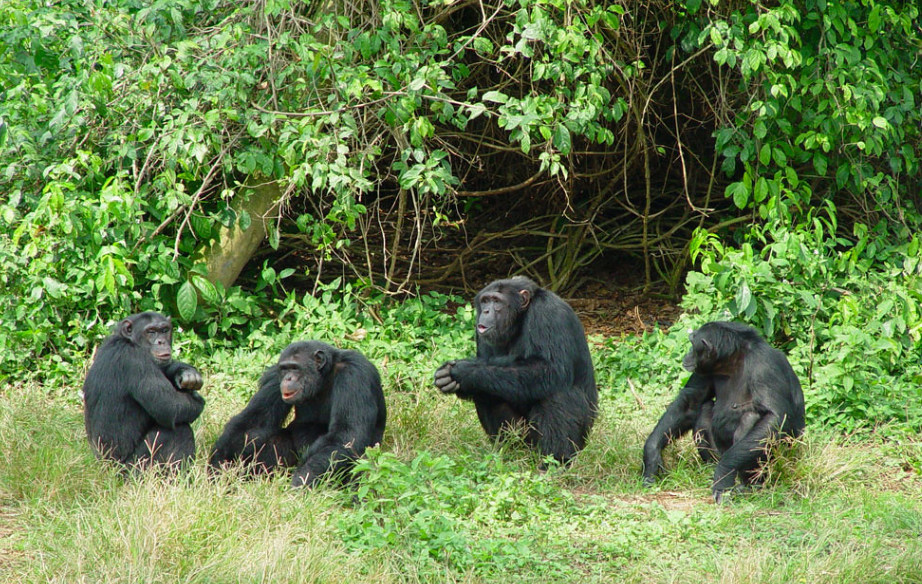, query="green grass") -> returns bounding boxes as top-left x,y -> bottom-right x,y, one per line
1,349 -> 921,584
